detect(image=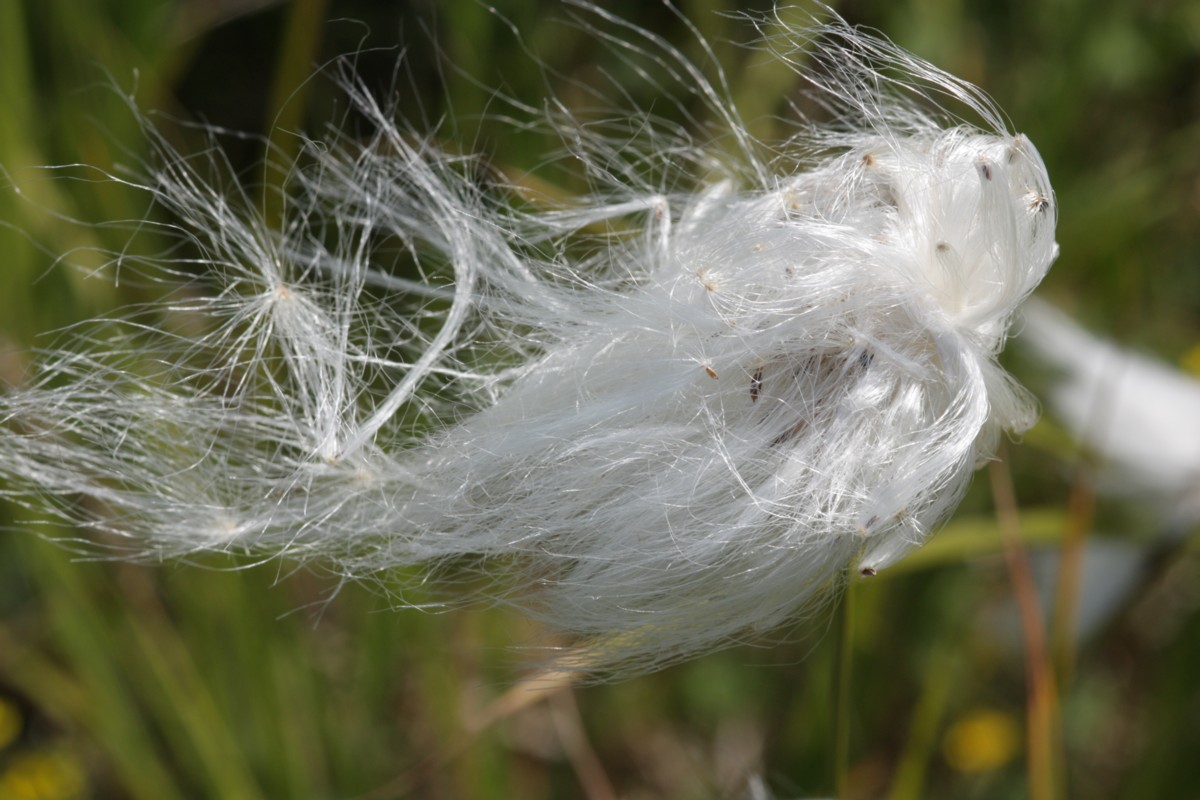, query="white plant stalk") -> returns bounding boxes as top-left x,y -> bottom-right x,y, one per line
0,6 -> 1057,674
